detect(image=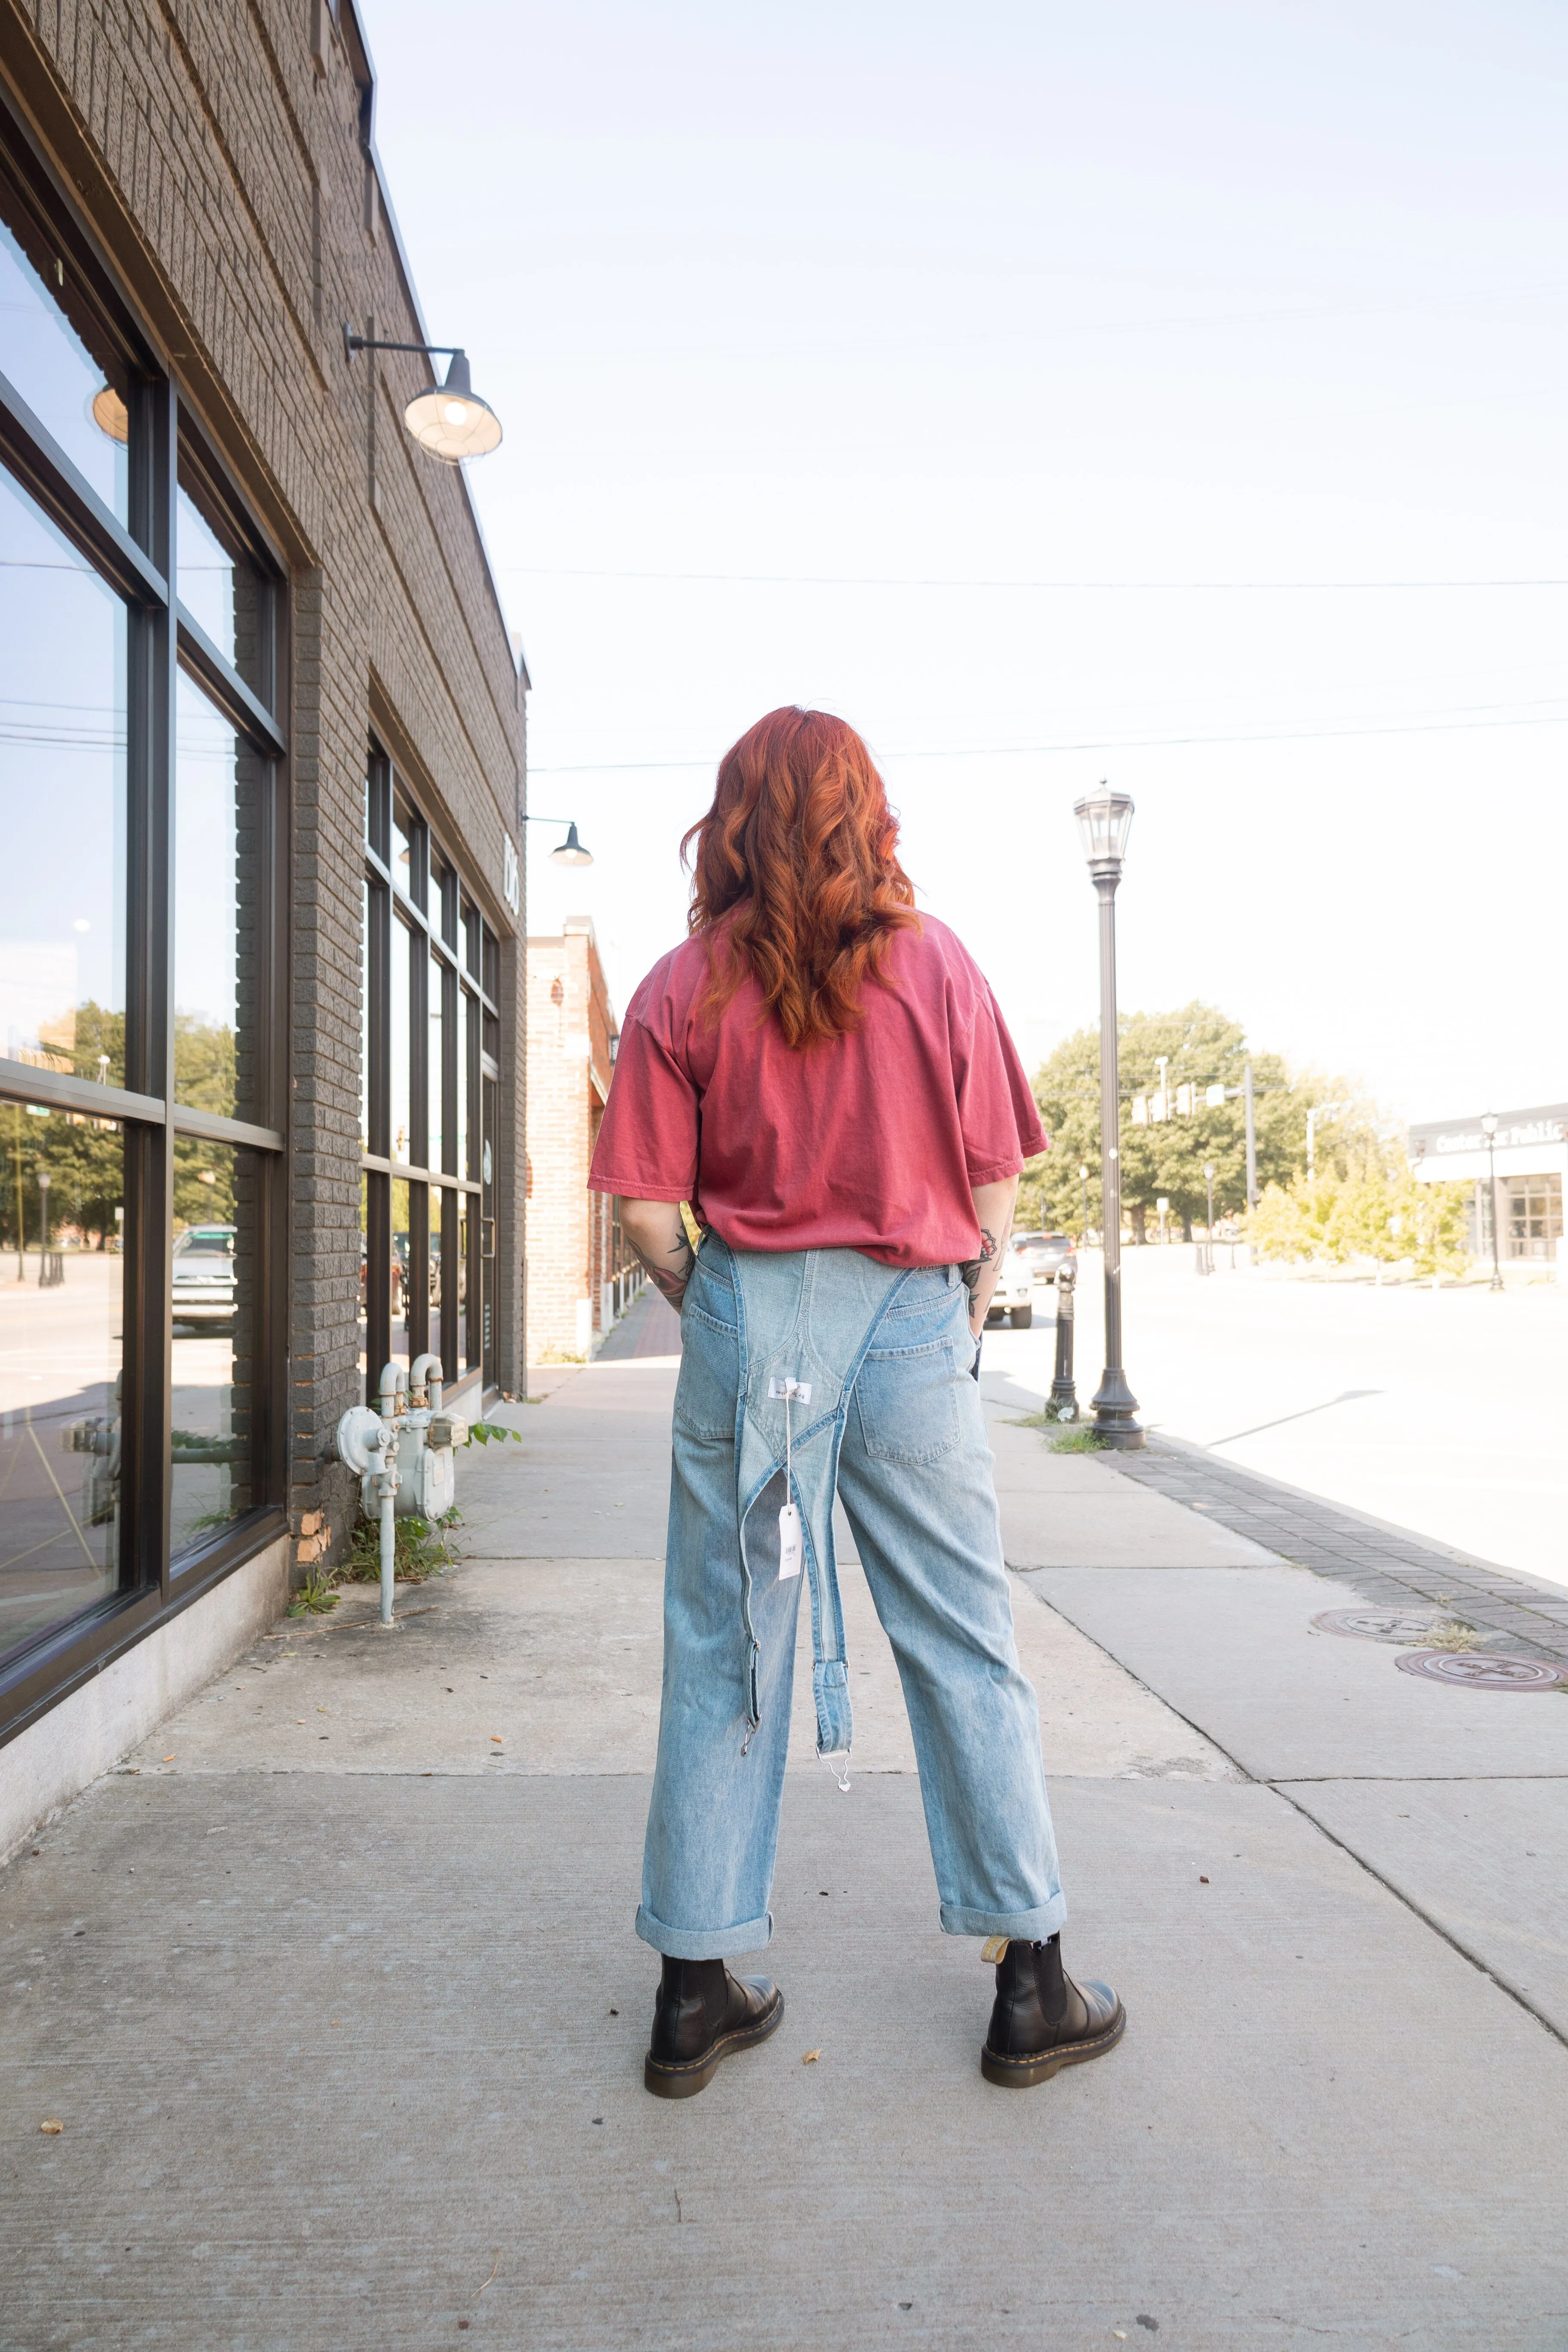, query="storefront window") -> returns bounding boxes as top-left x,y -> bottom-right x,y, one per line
1506,1173 -> 1562,1262
0,470 -> 126,1084
429,950 -> 445,1173
170,1140 -> 257,1561
174,673 -> 264,1122
390,912 -> 412,1165
361,745 -> 492,1396
0,1107 -> 122,1666
0,205 -> 130,520
0,121 -> 287,1726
